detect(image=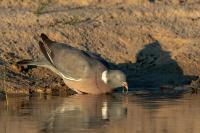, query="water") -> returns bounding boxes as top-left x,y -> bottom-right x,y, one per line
0,92 -> 200,133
